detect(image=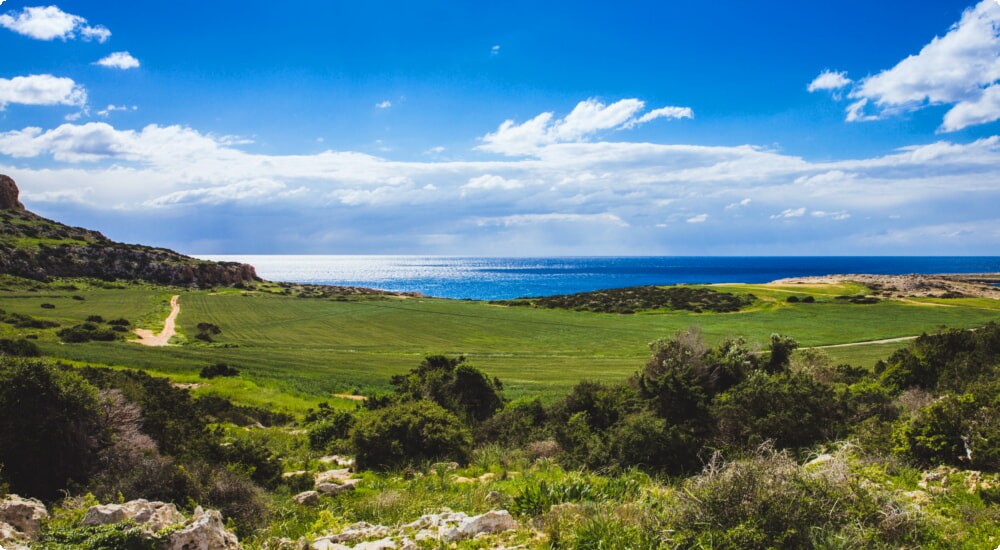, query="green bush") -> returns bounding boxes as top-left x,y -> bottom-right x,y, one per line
0,357 -> 103,499
38,522 -> 162,550
351,400 -> 471,471
390,355 -> 505,423
0,337 -> 41,357
306,408 -> 356,452
199,362 -> 240,379
713,372 -> 842,450
894,391 -> 999,471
